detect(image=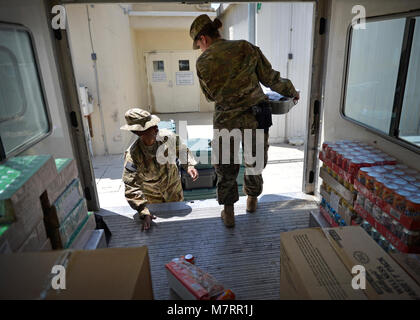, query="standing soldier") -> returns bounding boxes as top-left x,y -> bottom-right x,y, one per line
121,108 -> 198,230
190,15 -> 300,227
